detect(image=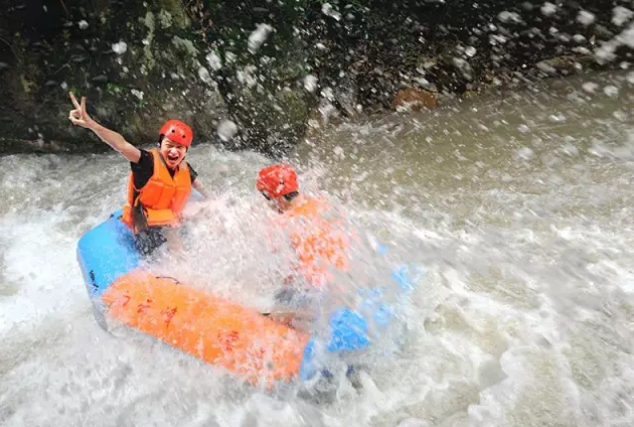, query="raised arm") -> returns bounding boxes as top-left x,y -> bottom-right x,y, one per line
68,92 -> 141,163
